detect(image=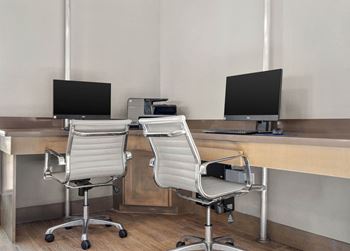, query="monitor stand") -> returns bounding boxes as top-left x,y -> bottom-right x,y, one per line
64,119 -> 71,131
256,121 -> 273,133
